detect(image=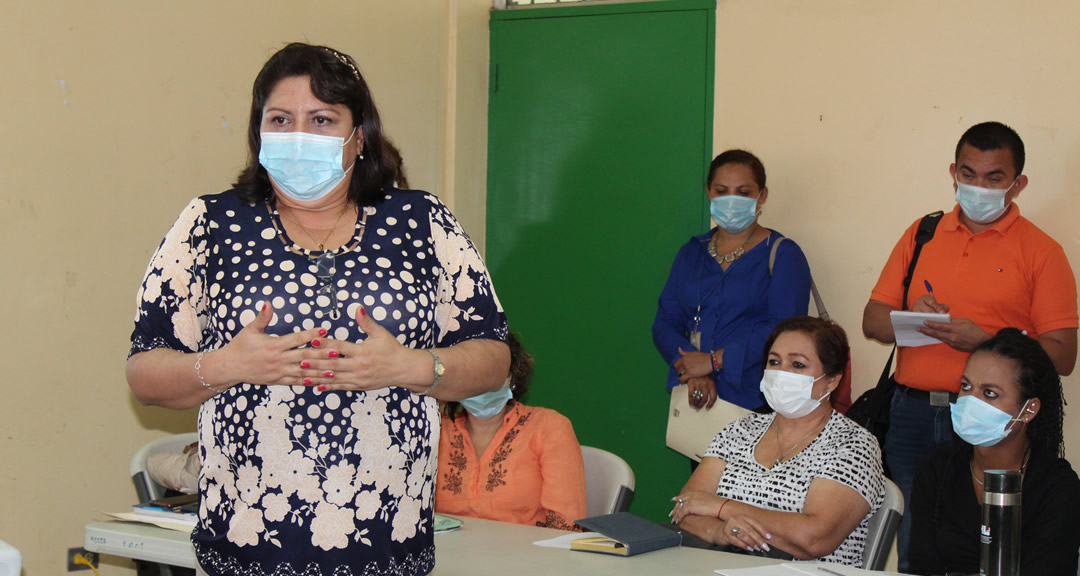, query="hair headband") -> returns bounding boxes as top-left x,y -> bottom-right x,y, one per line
325,48 -> 360,81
